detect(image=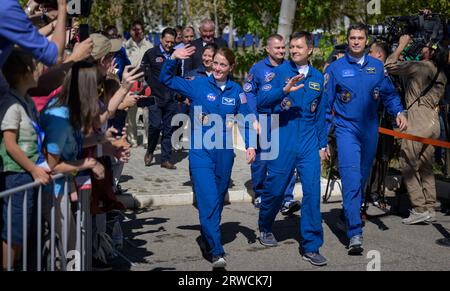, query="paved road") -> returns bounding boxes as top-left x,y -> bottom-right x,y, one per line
113,200 -> 450,271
